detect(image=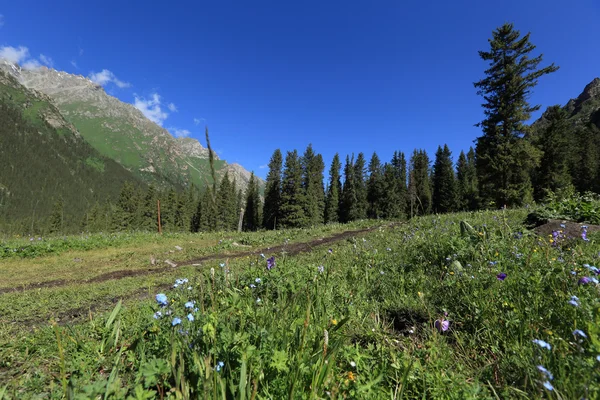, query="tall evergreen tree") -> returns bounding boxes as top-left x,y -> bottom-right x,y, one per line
262,149 -> 283,230
431,144 -> 457,213
533,106 -> 573,199
391,151 -> 408,217
140,184 -> 158,231
279,150 -> 306,228
113,181 -> 138,231
340,155 -> 356,222
474,23 -> 558,207
353,153 -> 368,220
456,148 -> 479,210
367,152 -> 384,219
408,150 -> 432,216
243,172 -> 262,231
325,153 -> 342,223
301,144 -> 325,226
48,198 -> 64,233
217,172 -> 237,231
572,123 -> 600,193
